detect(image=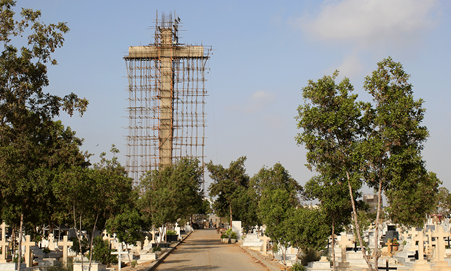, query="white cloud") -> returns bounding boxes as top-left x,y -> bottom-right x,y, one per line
337,54 -> 364,78
230,90 -> 275,114
296,0 -> 440,50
